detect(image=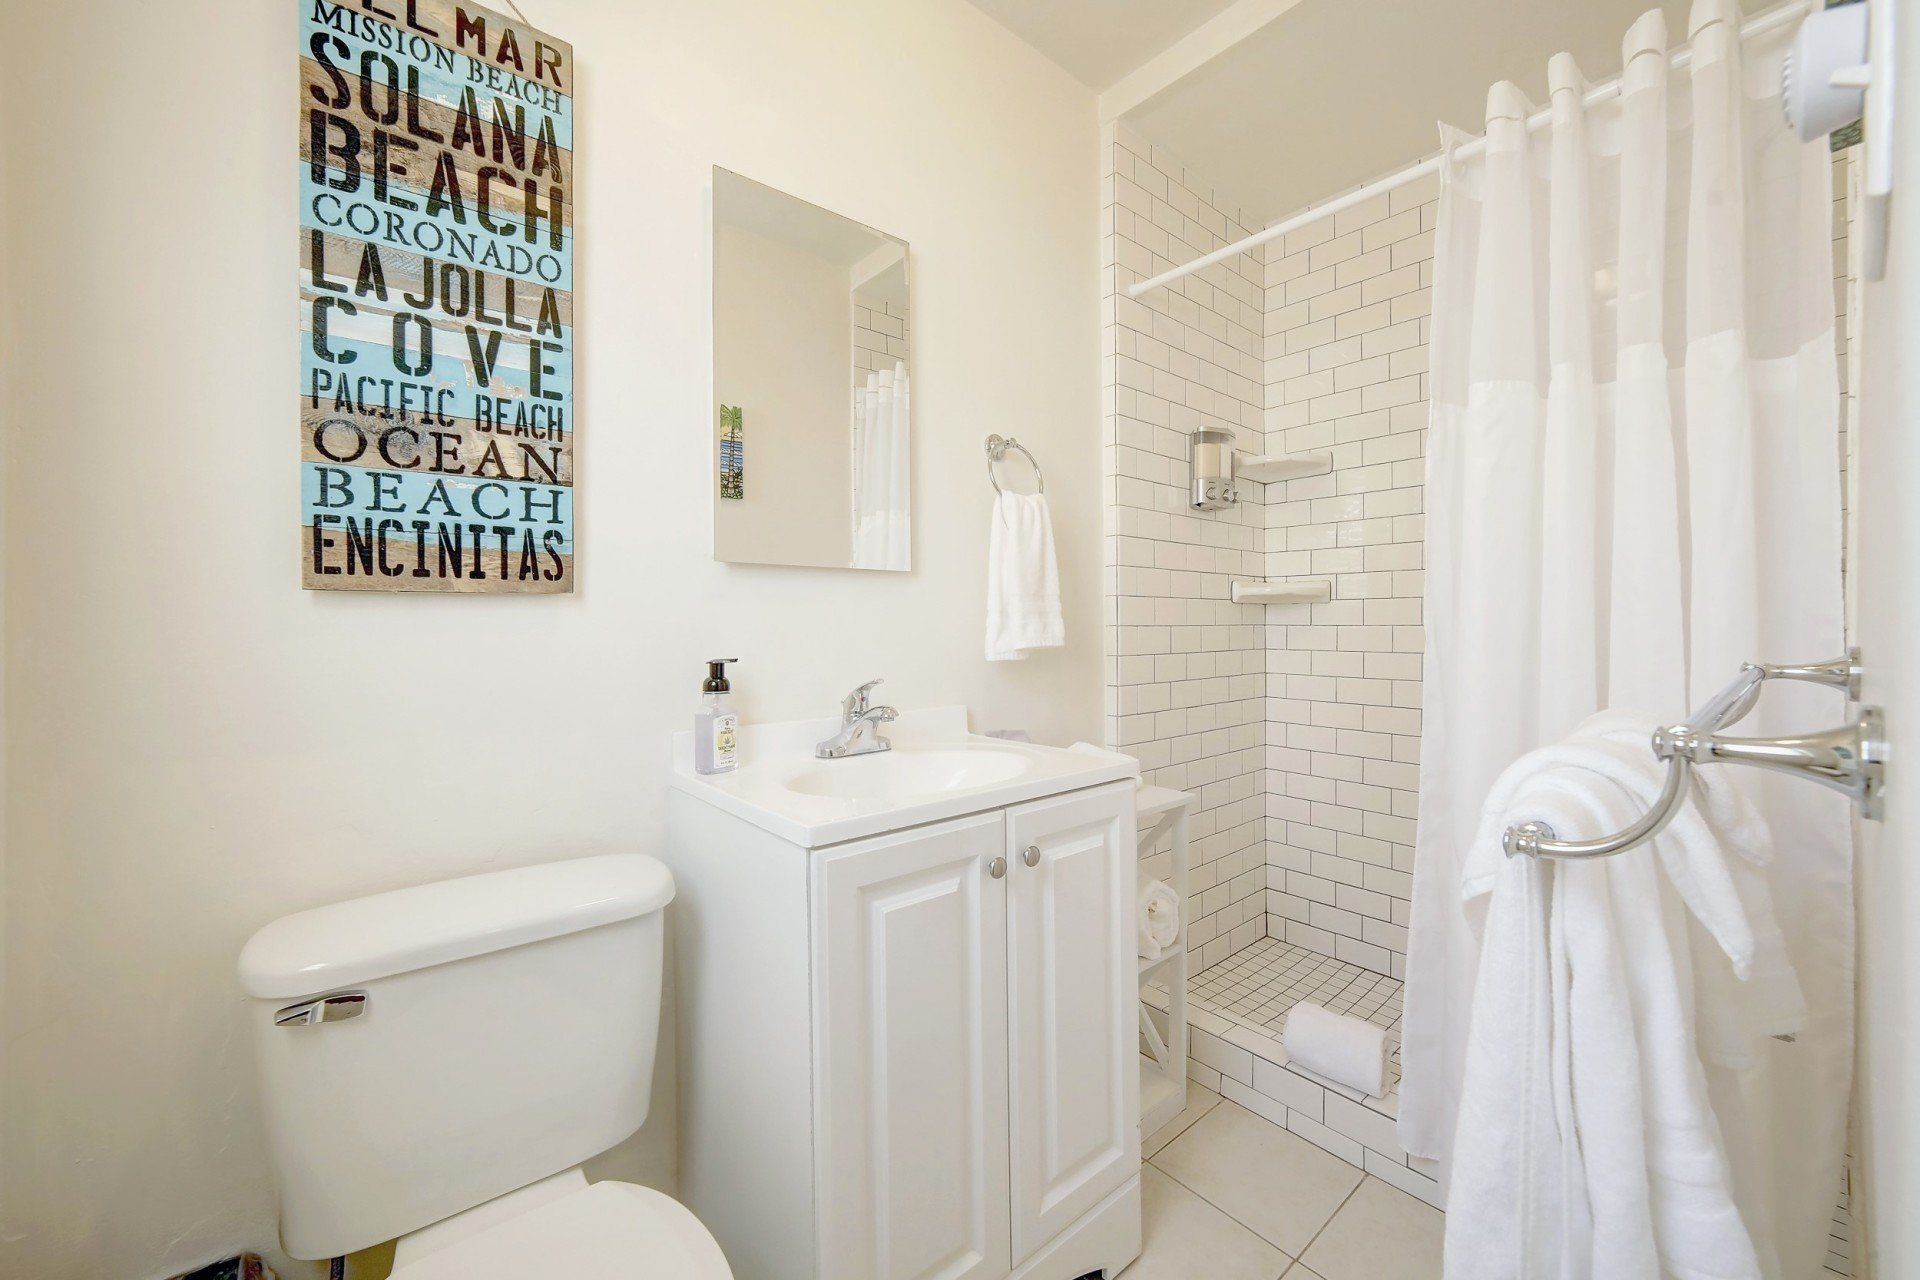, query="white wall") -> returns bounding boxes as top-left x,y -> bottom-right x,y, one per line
0,3 -> 1101,1277
1852,7 -> 1920,1272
